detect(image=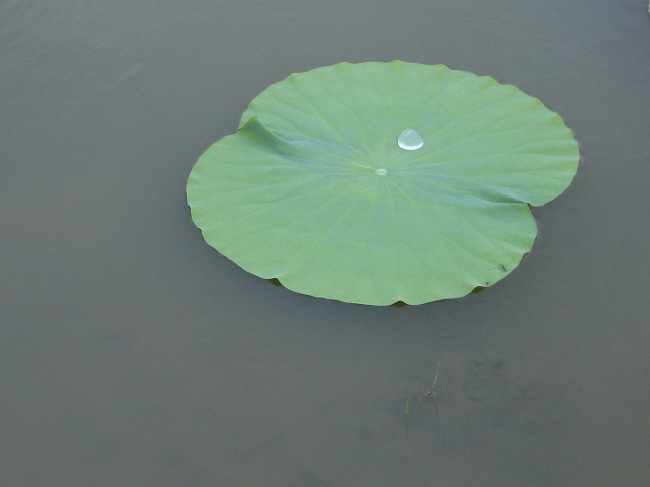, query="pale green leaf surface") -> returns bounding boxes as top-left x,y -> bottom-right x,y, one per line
187,62 -> 579,305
